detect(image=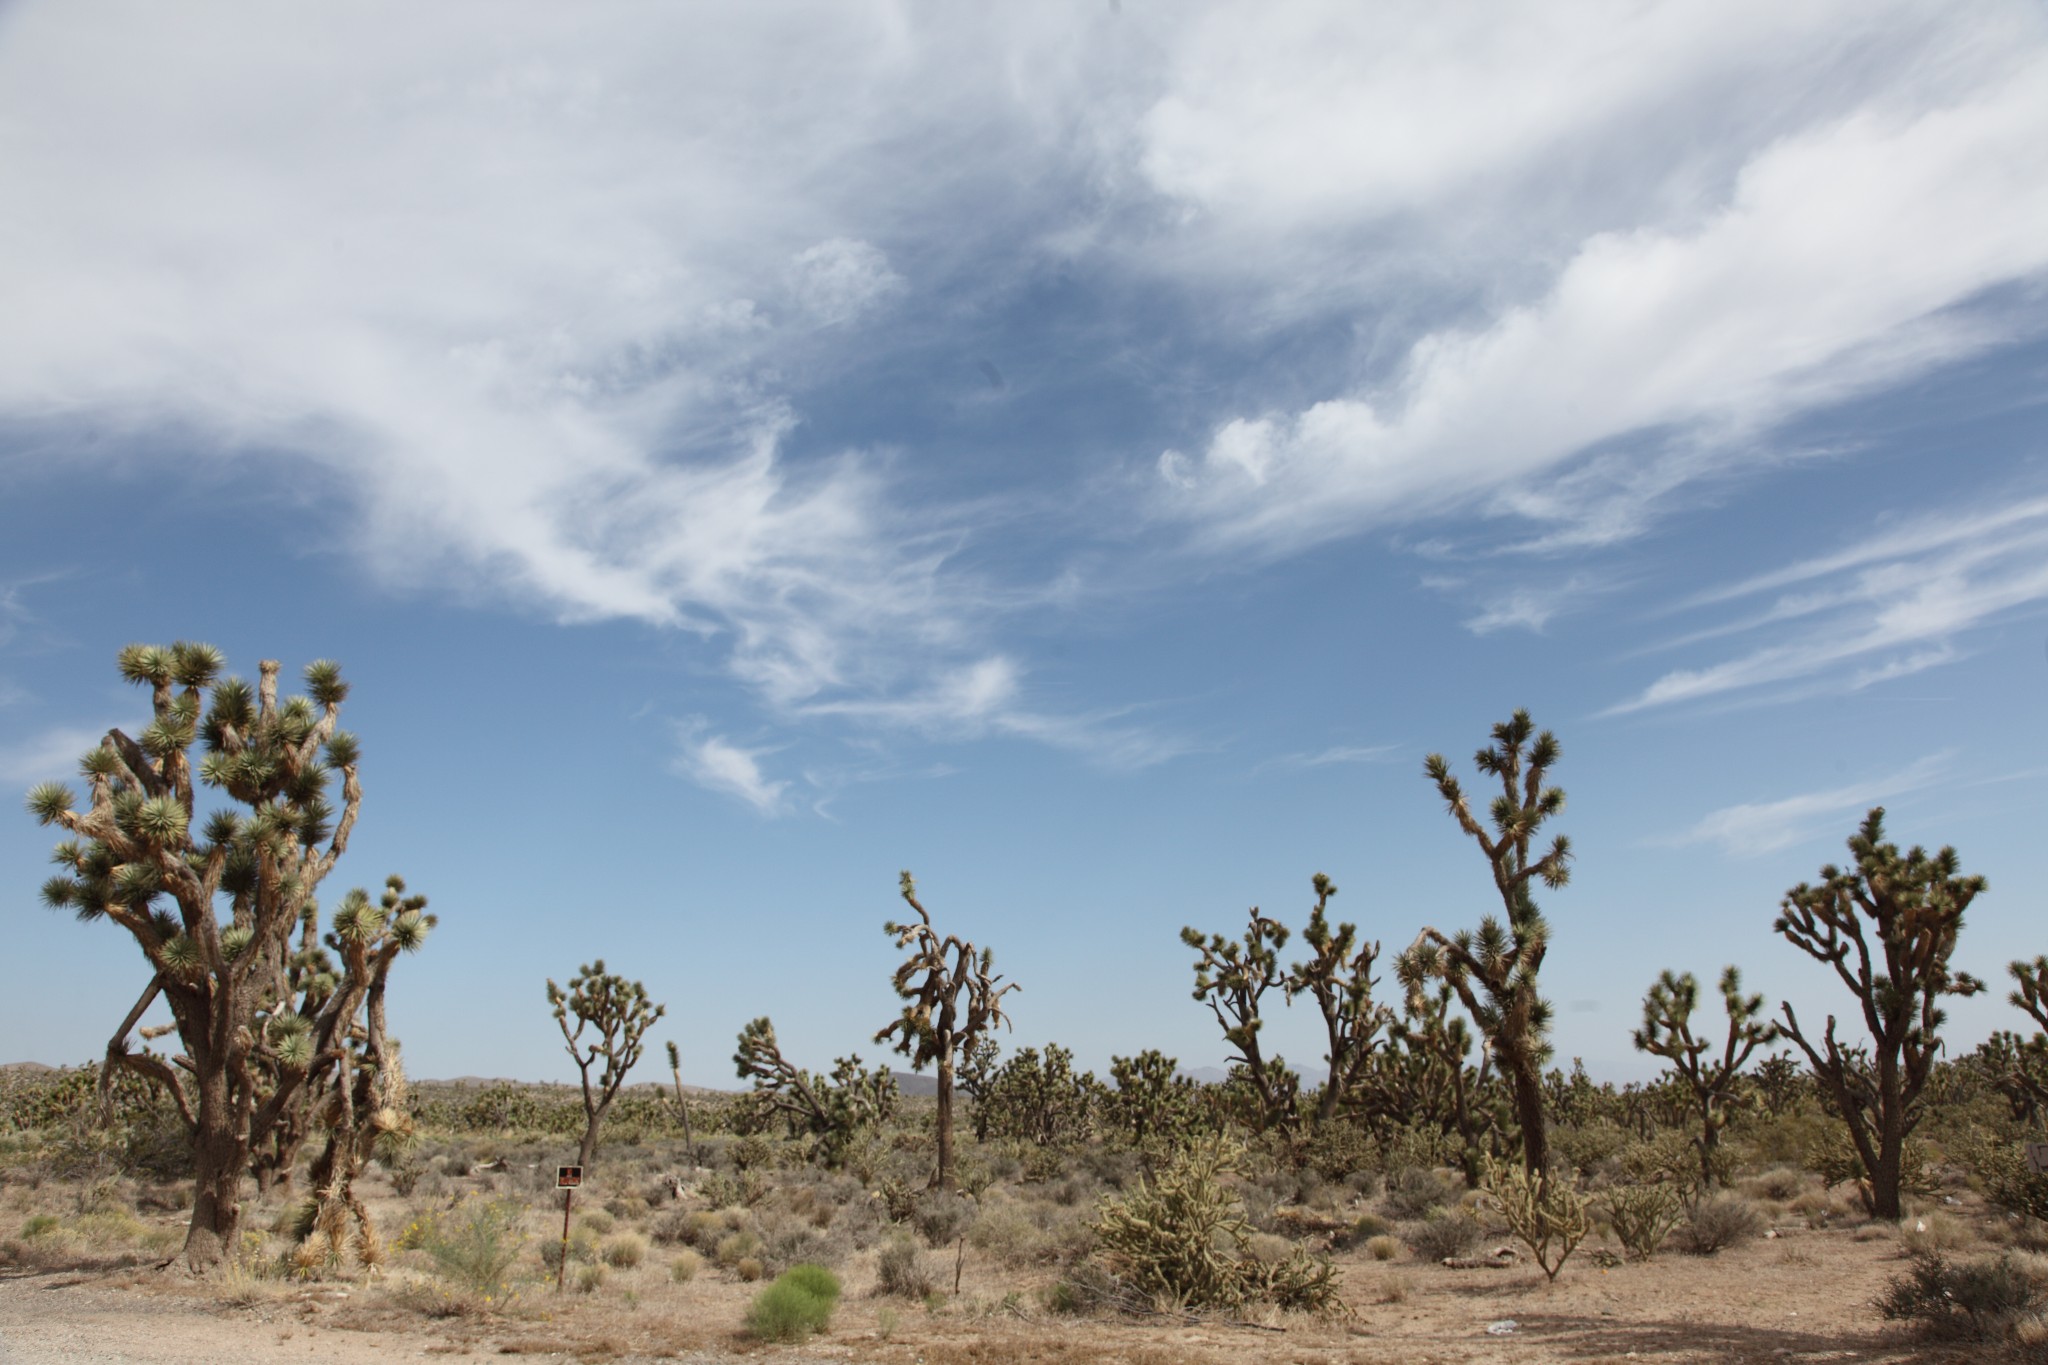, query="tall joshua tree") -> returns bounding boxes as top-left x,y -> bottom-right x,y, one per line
1287,873 -> 1389,1123
1775,807 -> 1984,1220
548,960 -> 665,1170
1182,909 -> 1301,1137
25,643 -> 418,1271
876,870 -> 1017,1190
1633,966 -> 1779,1190
1182,874 -> 1387,1136
1397,709 -> 1571,1176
